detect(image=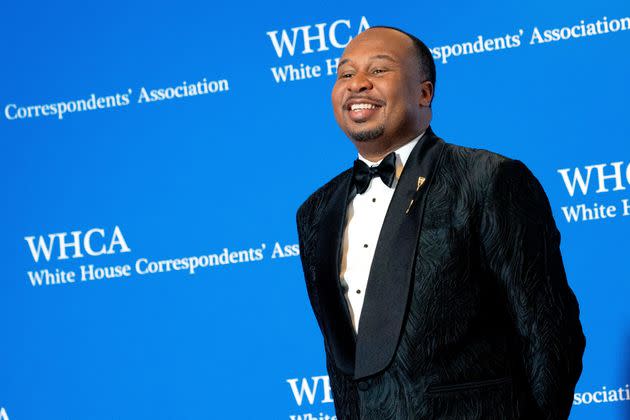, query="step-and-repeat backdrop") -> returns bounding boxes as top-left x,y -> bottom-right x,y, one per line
1,1 -> 628,419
